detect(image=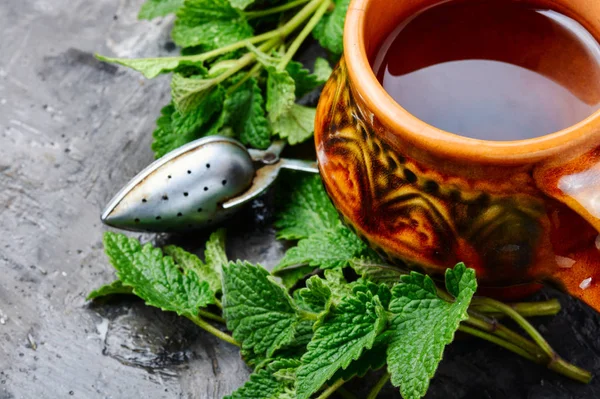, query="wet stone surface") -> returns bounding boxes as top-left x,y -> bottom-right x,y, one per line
1,0 -> 600,398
